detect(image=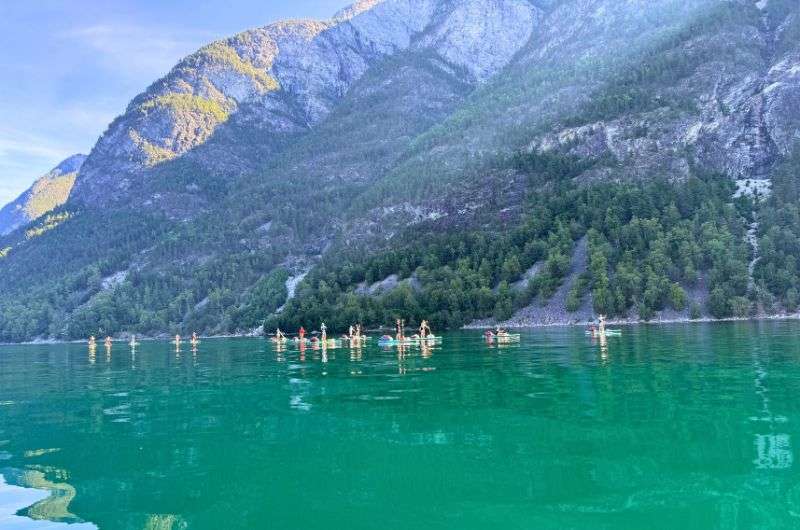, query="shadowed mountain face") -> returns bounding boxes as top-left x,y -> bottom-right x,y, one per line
0,0 -> 799,341
0,154 -> 86,236
71,0 -> 540,208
